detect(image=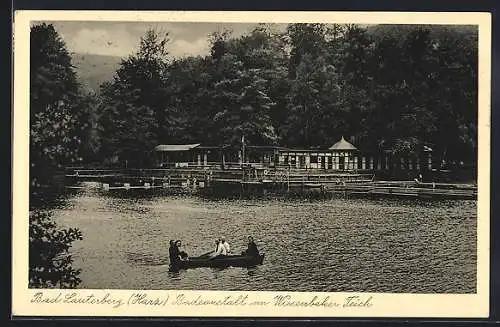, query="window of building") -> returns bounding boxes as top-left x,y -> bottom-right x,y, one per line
299,156 -> 306,168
